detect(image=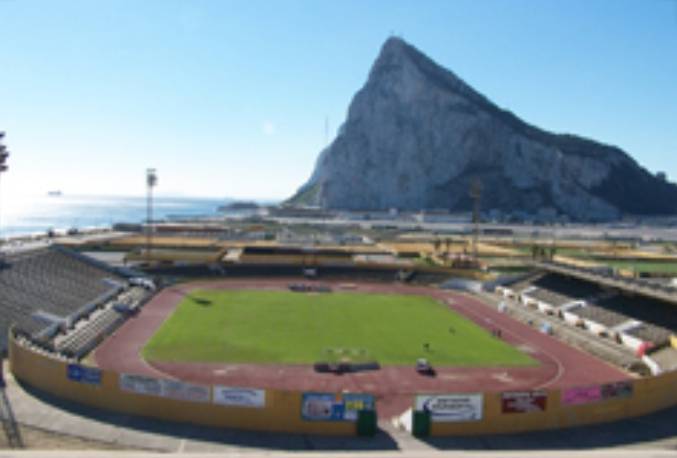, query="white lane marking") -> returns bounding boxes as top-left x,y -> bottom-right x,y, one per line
445,296 -> 565,389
